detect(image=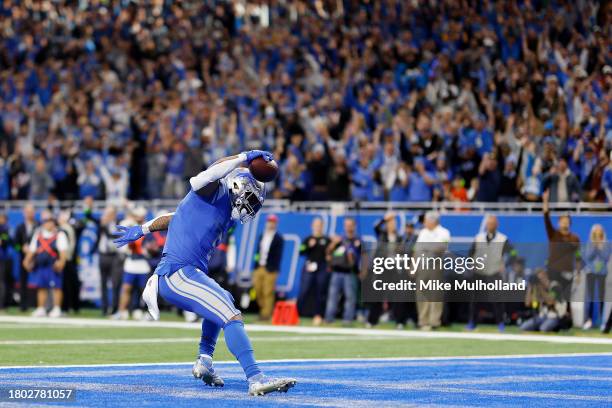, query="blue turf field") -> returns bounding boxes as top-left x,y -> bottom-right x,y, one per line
1,355 -> 611,407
